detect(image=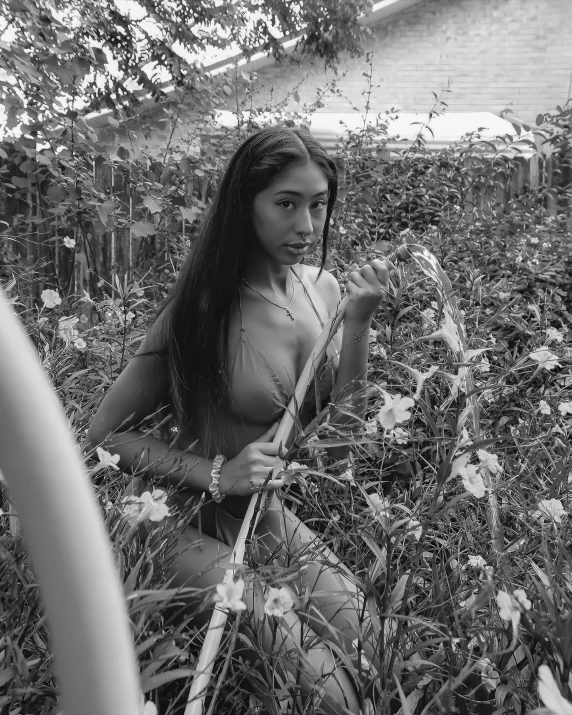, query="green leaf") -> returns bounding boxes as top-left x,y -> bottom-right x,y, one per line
387,573 -> 410,613
47,184 -> 66,203
96,200 -> 116,227
131,221 -> 155,238
180,206 -> 201,222
10,176 -> 30,189
141,668 -> 193,693
143,195 -> 163,214
0,667 -> 16,688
